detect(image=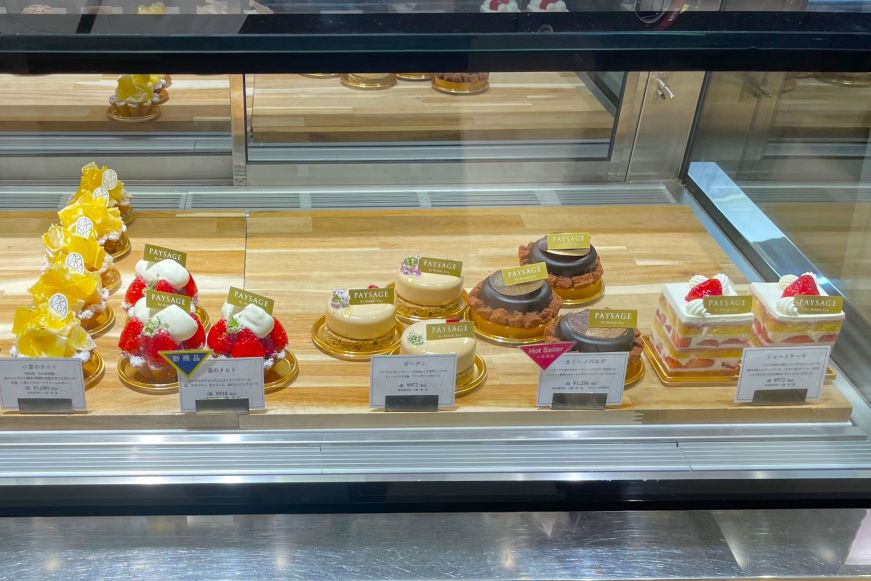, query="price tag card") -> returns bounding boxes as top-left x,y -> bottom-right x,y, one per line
179,358 -> 265,413
0,358 -> 86,412
736,345 -> 830,404
370,354 -> 456,409
536,352 -> 629,408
